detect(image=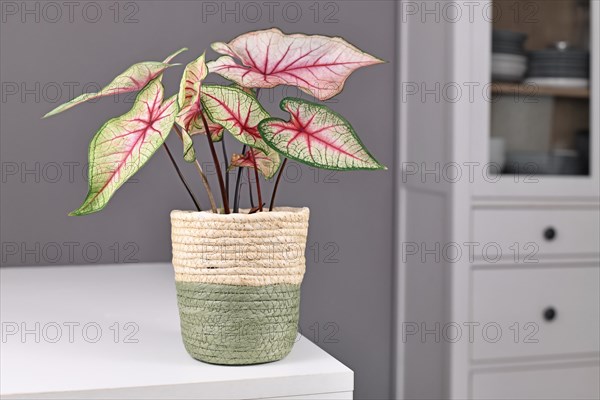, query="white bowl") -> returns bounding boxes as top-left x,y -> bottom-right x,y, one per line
492,53 -> 527,64
492,53 -> 527,81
